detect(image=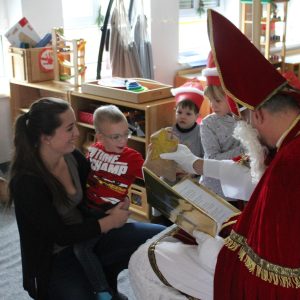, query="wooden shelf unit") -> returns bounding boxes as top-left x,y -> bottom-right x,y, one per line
9,80 -> 176,219
10,80 -> 73,122
240,0 -> 288,68
70,88 -> 175,156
